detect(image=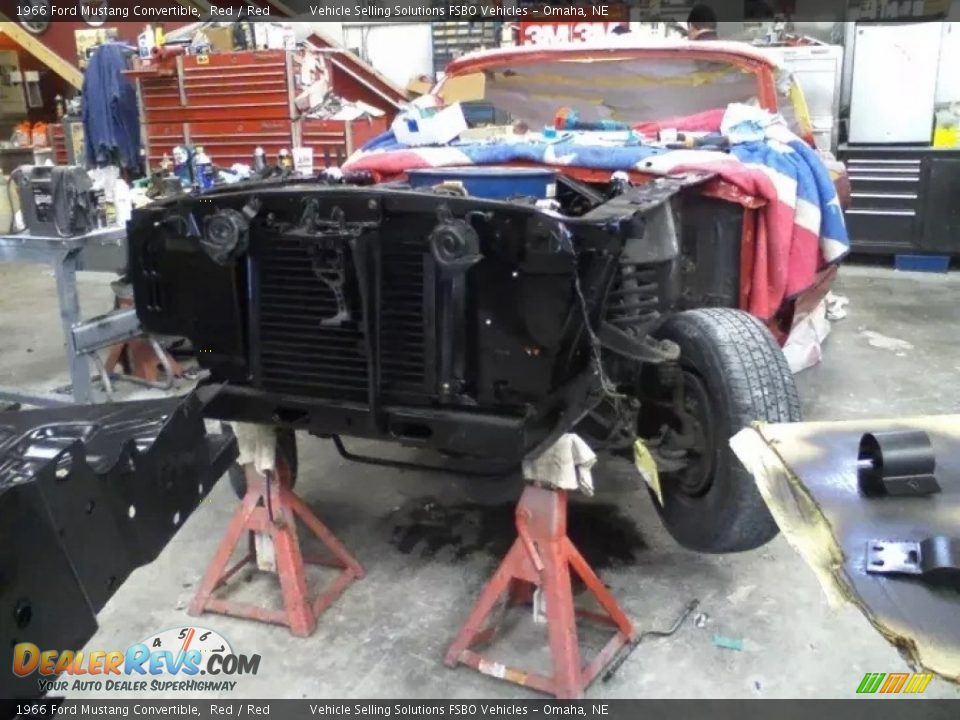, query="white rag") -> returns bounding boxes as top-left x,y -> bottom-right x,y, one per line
229,422 -> 277,474
228,422 -> 279,573
522,433 -> 597,496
